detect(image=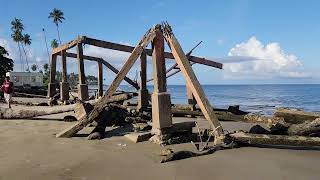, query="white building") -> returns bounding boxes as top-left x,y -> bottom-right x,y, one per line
6,72 -> 43,87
